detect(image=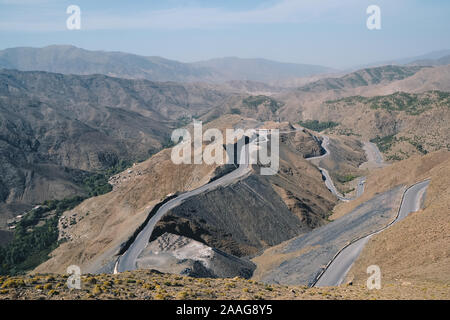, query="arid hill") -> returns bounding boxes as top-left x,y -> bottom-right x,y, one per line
336,151 -> 450,288
32,115 -> 245,274
266,65 -> 450,161
249,150 -> 449,291
311,91 -> 450,160
0,69 -> 238,225
33,116 -> 341,277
